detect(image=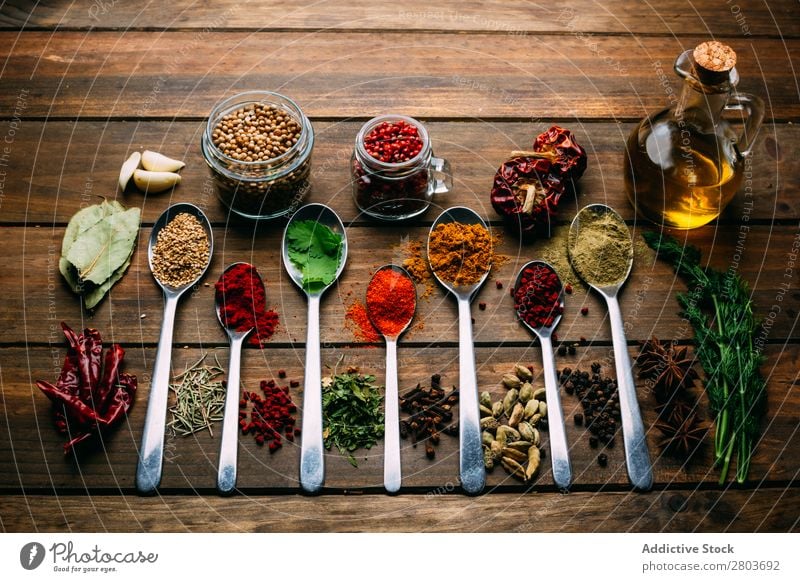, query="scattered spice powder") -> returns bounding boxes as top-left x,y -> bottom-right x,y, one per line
152,212 -> 210,288
214,263 -> 279,348
568,208 -> 632,287
400,239 -> 435,300
366,268 -> 416,337
428,222 -> 493,286
345,300 -> 381,343
513,263 -> 563,328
